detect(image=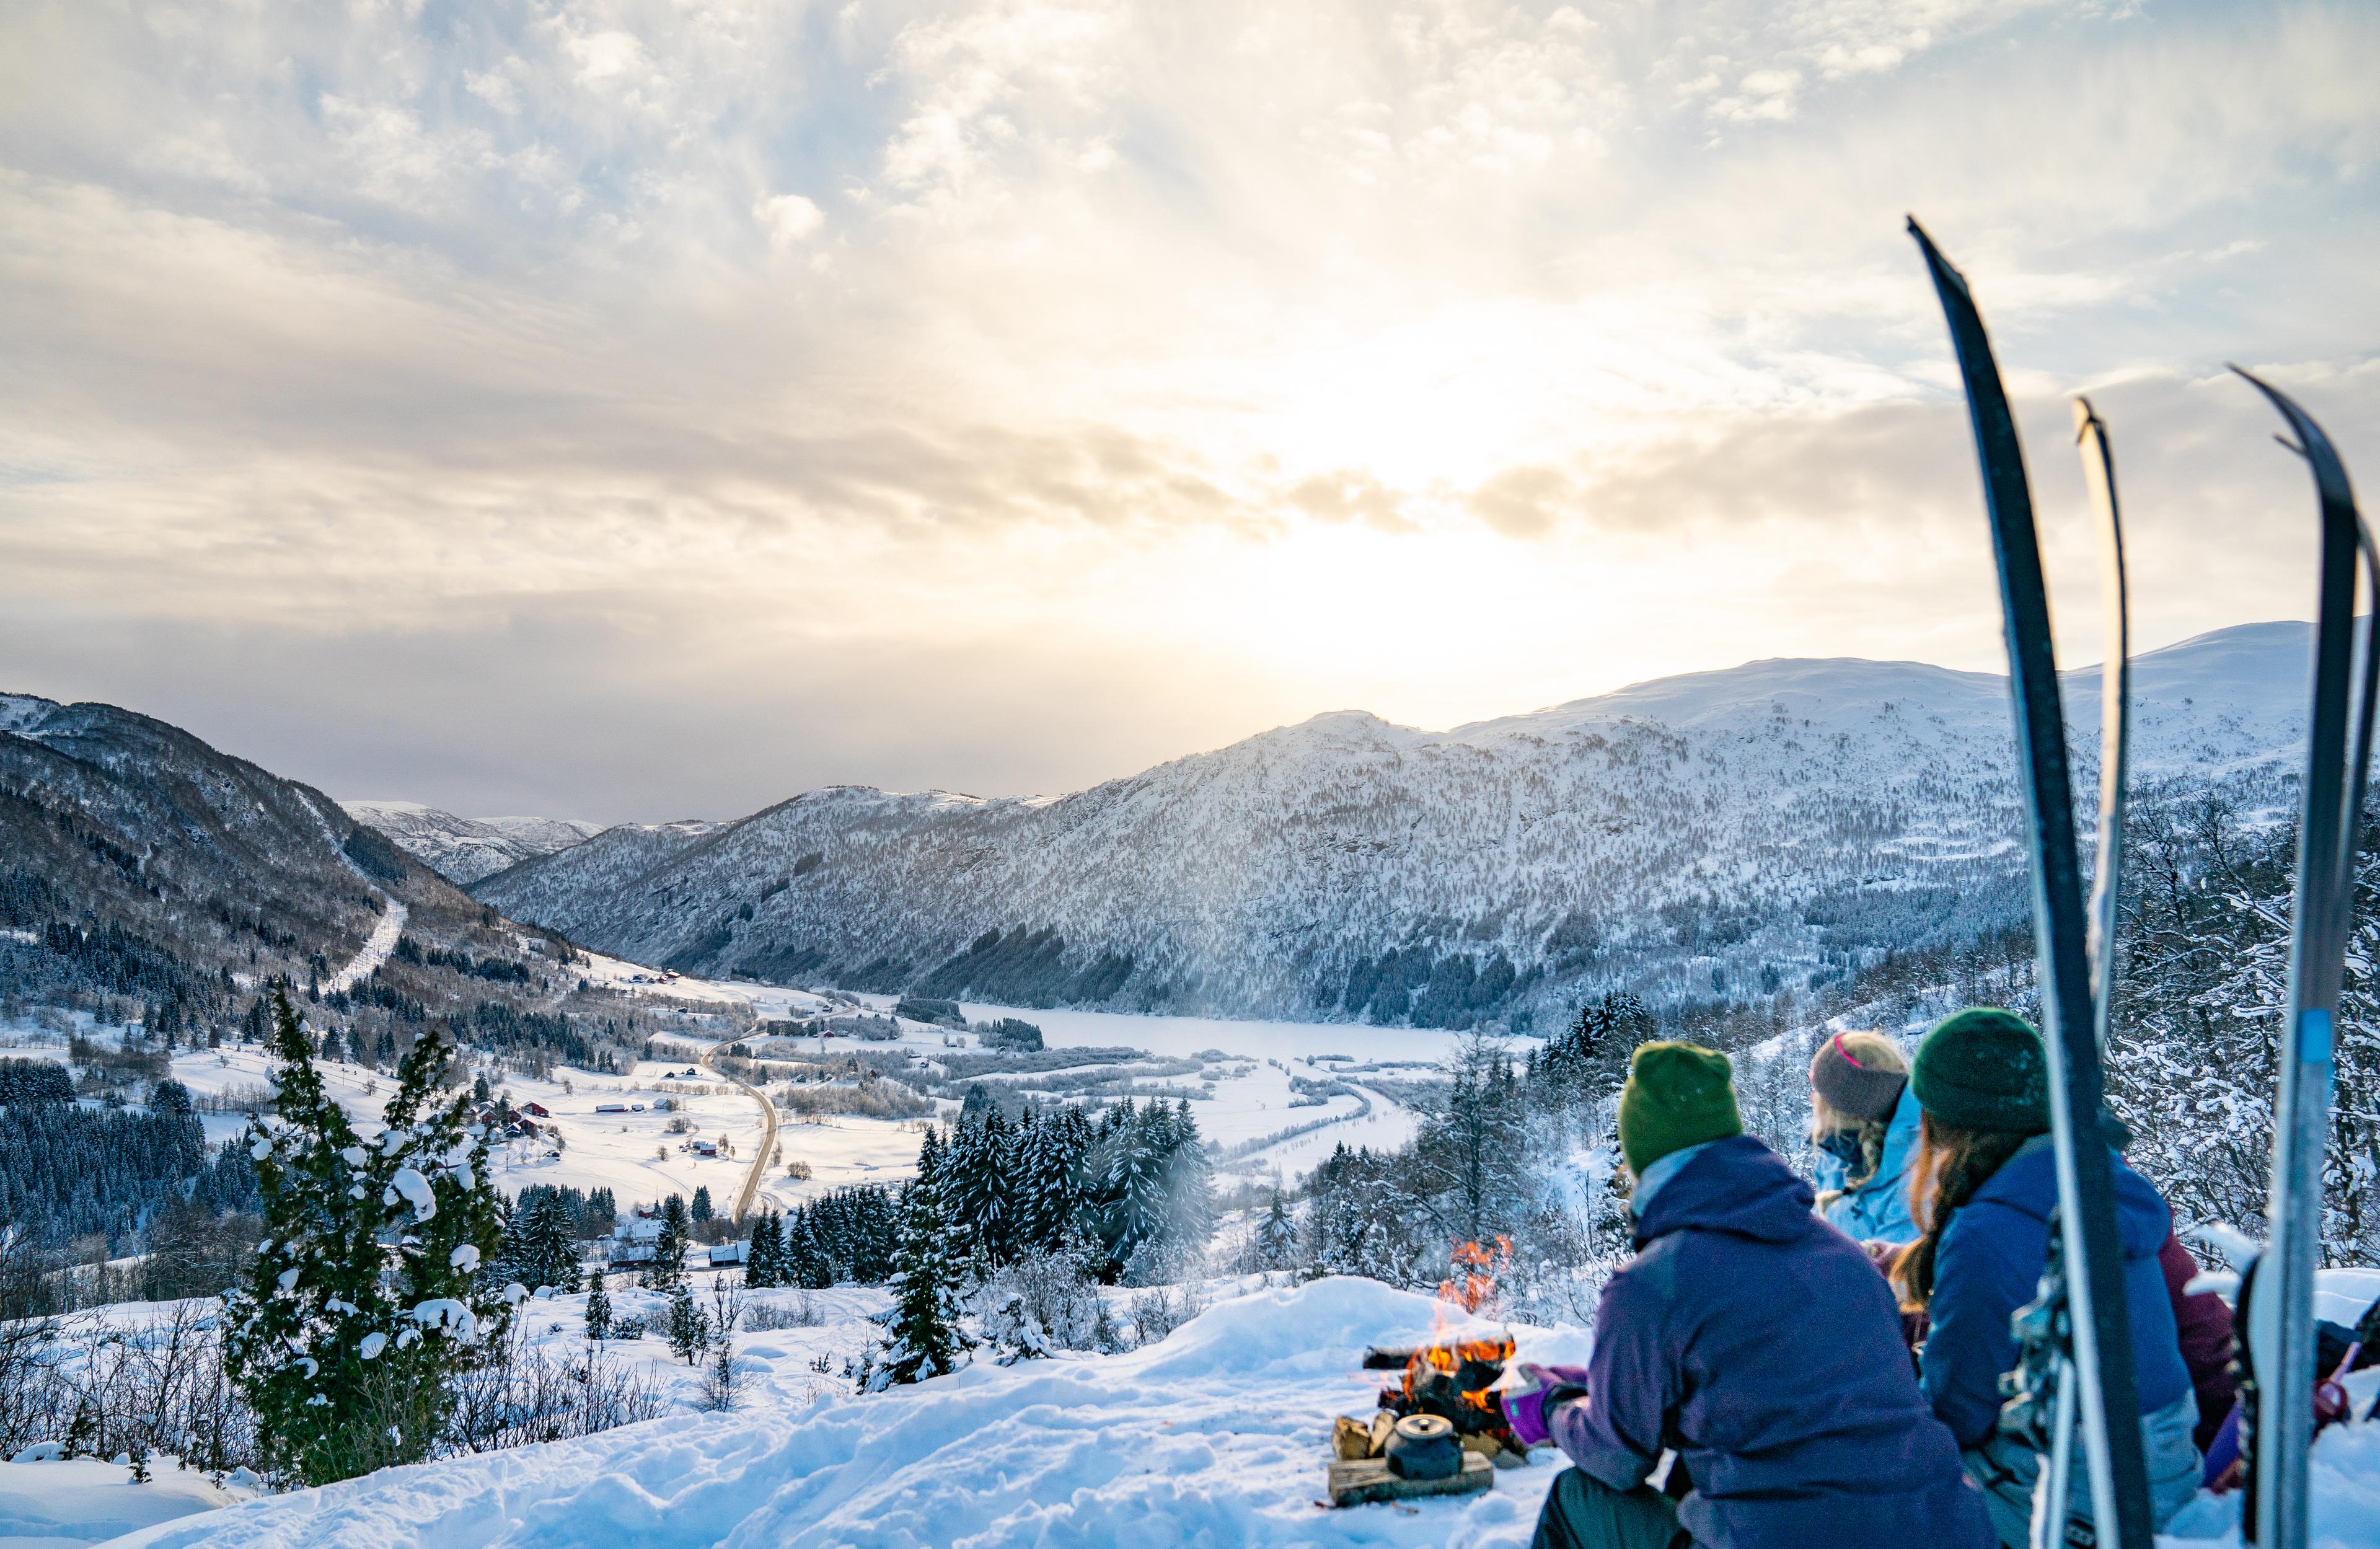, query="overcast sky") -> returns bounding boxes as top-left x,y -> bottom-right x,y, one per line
2,1 -> 2373,823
